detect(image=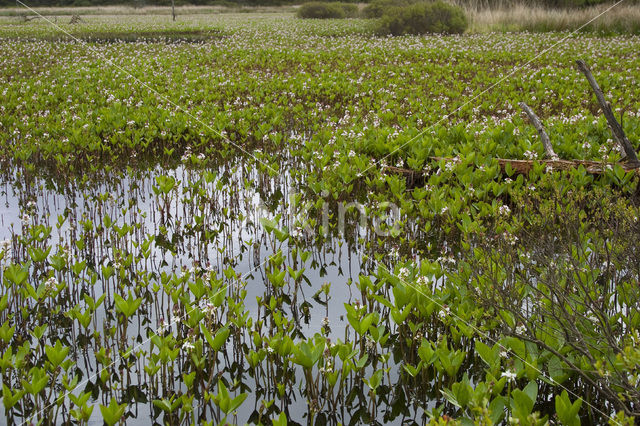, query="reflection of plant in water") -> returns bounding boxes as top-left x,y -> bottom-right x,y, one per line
0,164 -> 434,424
3,158 -> 640,425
